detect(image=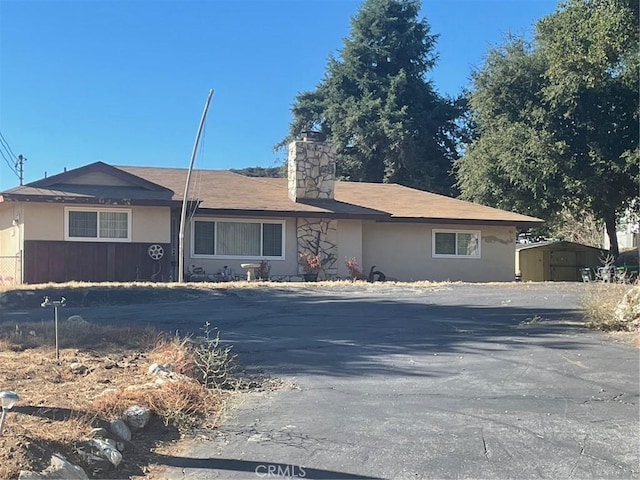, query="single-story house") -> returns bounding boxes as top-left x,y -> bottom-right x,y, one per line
516,240 -> 606,282
0,134 -> 542,284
